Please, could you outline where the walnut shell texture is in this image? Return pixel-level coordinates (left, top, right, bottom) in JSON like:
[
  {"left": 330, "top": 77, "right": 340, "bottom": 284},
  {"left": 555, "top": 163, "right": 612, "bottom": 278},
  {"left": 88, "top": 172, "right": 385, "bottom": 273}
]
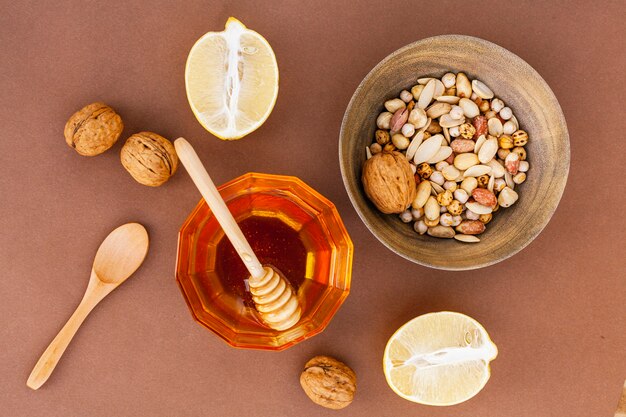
[
  {"left": 64, "top": 102, "right": 123, "bottom": 156},
  {"left": 362, "top": 151, "right": 416, "bottom": 214},
  {"left": 120, "top": 132, "right": 178, "bottom": 187},
  {"left": 300, "top": 355, "right": 356, "bottom": 410}
]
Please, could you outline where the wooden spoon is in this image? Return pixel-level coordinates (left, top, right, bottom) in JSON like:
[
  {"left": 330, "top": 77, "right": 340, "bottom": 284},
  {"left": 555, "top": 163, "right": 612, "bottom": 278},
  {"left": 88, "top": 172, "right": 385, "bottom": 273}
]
[
  {"left": 27, "top": 223, "right": 149, "bottom": 390},
  {"left": 174, "top": 138, "right": 301, "bottom": 331}
]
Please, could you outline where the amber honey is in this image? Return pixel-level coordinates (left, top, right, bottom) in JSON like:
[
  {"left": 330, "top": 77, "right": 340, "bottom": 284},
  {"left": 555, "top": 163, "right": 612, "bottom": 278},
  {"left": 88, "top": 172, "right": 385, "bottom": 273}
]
[
  {"left": 191, "top": 192, "right": 339, "bottom": 333},
  {"left": 176, "top": 173, "right": 352, "bottom": 350}
]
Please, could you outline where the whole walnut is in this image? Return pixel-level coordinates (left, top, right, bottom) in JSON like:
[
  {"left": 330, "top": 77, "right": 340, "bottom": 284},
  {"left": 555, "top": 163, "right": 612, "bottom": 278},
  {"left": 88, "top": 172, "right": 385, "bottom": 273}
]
[
  {"left": 300, "top": 356, "right": 356, "bottom": 410},
  {"left": 362, "top": 151, "right": 416, "bottom": 214},
  {"left": 64, "top": 102, "right": 123, "bottom": 156},
  {"left": 120, "top": 132, "right": 178, "bottom": 187}
]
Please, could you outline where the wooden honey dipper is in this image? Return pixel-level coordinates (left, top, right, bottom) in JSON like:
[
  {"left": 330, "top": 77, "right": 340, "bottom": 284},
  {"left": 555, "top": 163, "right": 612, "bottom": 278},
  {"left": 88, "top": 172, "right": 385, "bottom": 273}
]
[{"left": 174, "top": 138, "right": 302, "bottom": 331}]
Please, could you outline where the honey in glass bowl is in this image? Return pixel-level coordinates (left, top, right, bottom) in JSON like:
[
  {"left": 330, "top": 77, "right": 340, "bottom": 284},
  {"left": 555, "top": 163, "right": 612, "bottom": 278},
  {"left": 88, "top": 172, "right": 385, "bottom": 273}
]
[{"left": 176, "top": 173, "right": 353, "bottom": 350}]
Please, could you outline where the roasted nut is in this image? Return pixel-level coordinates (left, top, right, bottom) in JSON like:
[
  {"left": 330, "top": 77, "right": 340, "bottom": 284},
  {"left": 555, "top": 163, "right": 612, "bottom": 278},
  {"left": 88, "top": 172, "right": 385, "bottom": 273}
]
[
  {"left": 370, "top": 143, "right": 382, "bottom": 155},
  {"left": 401, "top": 123, "right": 415, "bottom": 138},
  {"left": 512, "top": 129, "right": 528, "bottom": 146},
  {"left": 376, "top": 112, "right": 393, "bottom": 129},
  {"left": 424, "top": 216, "right": 440, "bottom": 227},
  {"left": 498, "top": 135, "right": 514, "bottom": 149},
  {"left": 399, "top": 210, "right": 413, "bottom": 223},
  {"left": 450, "top": 139, "right": 475, "bottom": 153},
  {"left": 473, "top": 115, "right": 488, "bottom": 138},
  {"left": 476, "top": 174, "right": 490, "bottom": 188},
  {"left": 512, "top": 146, "right": 527, "bottom": 161},
  {"left": 416, "top": 162, "right": 433, "bottom": 179},
  {"left": 120, "top": 132, "right": 178, "bottom": 187},
  {"left": 300, "top": 356, "right": 356, "bottom": 410},
  {"left": 479, "top": 213, "right": 493, "bottom": 224},
  {"left": 408, "top": 108, "right": 428, "bottom": 129},
  {"left": 413, "top": 180, "right": 432, "bottom": 208},
  {"left": 375, "top": 130, "right": 390, "bottom": 145},
  {"left": 505, "top": 152, "right": 520, "bottom": 175},
  {"left": 447, "top": 199, "right": 463, "bottom": 216},
  {"left": 497, "top": 148, "right": 511, "bottom": 160},
  {"left": 440, "top": 212, "right": 455, "bottom": 226},
  {"left": 362, "top": 151, "right": 416, "bottom": 214},
  {"left": 390, "top": 108, "right": 409, "bottom": 132},
  {"left": 414, "top": 220, "right": 428, "bottom": 234},
  {"left": 392, "top": 133, "right": 410, "bottom": 150},
  {"left": 64, "top": 102, "right": 123, "bottom": 156},
  {"left": 454, "top": 153, "right": 479, "bottom": 170},
  {"left": 427, "top": 225, "right": 455, "bottom": 238},
  {"left": 513, "top": 172, "right": 526, "bottom": 184},
  {"left": 459, "top": 123, "right": 476, "bottom": 139},
  {"left": 424, "top": 196, "right": 440, "bottom": 220},
  {"left": 411, "top": 84, "right": 424, "bottom": 99},
  {"left": 430, "top": 171, "right": 445, "bottom": 185},
  {"left": 472, "top": 188, "right": 497, "bottom": 207},
  {"left": 498, "top": 186, "right": 519, "bottom": 207},
  {"left": 384, "top": 98, "right": 406, "bottom": 113},
  {"left": 456, "top": 220, "right": 486, "bottom": 235},
  {"left": 383, "top": 143, "right": 396, "bottom": 152},
  {"left": 455, "top": 72, "right": 472, "bottom": 98},
  {"left": 436, "top": 190, "right": 453, "bottom": 206},
  {"left": 400, "top": 90, "right": 413, "bottom": 102},
  {"left": 453, "top": 188, "right": 469, "bottom": 204},
  {"left": 426, "top": 119, "right": 442, "bottom": 134}
]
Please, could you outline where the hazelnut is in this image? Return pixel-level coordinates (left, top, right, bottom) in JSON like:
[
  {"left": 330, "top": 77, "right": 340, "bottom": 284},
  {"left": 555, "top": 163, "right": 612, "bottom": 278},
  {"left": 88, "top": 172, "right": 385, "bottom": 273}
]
[
  {"left": 64, "top": 102, "right": 123, "bottom": 156},
  {"left": 120, "top": 132, "right": 178, "bottom": 187},
  {"left": 300, "top": 356, "right": 356, "bottom": 410}
]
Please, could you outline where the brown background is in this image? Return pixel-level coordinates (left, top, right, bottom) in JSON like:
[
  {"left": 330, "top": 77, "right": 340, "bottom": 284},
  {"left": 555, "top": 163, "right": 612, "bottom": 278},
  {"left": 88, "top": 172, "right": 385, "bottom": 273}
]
[{"left": 1, "top": 1, "right": 625, "bottom": 416}]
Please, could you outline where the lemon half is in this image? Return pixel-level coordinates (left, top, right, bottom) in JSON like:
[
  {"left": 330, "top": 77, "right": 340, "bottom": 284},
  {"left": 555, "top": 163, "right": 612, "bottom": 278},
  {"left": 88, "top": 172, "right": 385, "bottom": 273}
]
[
  {"left": 383, "top": 311, "right": 498, "bottom": 406},
  {"left": 185, "top": 17, "right": 279, "bottom": 140}
]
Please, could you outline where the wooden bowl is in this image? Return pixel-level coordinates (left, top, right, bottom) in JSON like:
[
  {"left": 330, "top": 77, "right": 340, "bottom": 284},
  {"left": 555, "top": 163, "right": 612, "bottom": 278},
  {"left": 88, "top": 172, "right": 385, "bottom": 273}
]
[{"left": 339, "top": 35, "right": 570, "bottom": 270}]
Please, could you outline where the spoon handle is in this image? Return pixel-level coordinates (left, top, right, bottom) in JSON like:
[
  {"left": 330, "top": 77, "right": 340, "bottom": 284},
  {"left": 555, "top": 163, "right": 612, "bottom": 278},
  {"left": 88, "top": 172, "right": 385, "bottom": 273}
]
[
  {"left": 174, "top": 138, "right": 265, "bottom": 280},
  {"left": 27, "top": 272, "right": 112, "bottom": 390}
]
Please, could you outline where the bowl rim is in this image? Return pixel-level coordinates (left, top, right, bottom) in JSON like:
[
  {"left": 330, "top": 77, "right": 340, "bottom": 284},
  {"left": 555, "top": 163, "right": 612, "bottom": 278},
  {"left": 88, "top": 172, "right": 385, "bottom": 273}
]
[{"left": 339, "top": 34, "right": 570, "bottom": 271}]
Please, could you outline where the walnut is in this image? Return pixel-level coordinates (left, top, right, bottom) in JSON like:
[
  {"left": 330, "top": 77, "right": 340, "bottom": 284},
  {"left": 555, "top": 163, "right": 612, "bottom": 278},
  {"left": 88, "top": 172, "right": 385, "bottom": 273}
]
[
  {"left": 300, "top": 356, "right": 356, "bottom": 410},
  {"left": 120, "top": 132, "right": 178, "bottom": 187},
  {"left": 362, "top": 151, "right": 416, "bottom": 214},
  {"left": 64, "top": 102, "right": 123, "bottom": 156}
]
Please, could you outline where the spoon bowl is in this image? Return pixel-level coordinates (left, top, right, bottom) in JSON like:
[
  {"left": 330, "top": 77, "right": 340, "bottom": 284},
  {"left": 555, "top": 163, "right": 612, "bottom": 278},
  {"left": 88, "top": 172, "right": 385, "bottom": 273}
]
[{"left": 93, "top": 223, "right": 149, "bottom": 284}]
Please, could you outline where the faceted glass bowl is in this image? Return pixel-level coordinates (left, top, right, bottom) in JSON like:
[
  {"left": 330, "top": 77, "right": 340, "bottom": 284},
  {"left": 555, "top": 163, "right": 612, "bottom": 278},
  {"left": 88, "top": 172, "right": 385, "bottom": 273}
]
[{"left": 176, "top": 173, "right": 353, "bottom": 350}]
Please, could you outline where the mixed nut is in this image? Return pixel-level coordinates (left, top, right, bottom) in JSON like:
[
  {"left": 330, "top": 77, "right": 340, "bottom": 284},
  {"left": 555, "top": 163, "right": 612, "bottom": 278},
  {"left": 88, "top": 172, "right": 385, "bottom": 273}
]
[{"left": 362, "top": 72, "right": 530, "bottom": 242}]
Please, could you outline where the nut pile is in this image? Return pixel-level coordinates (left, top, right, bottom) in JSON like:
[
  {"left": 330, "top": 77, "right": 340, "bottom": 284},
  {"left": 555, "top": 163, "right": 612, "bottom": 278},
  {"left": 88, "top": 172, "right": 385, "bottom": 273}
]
[{"left": 363, "top": 72, "right": 530, "bottom": 242}]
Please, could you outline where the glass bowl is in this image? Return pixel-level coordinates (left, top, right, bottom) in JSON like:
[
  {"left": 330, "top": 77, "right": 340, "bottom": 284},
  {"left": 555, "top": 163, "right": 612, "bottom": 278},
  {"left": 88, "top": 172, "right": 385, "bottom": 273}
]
[{"left": 176, "top": 173, "right": 353, "bottom": 350}]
